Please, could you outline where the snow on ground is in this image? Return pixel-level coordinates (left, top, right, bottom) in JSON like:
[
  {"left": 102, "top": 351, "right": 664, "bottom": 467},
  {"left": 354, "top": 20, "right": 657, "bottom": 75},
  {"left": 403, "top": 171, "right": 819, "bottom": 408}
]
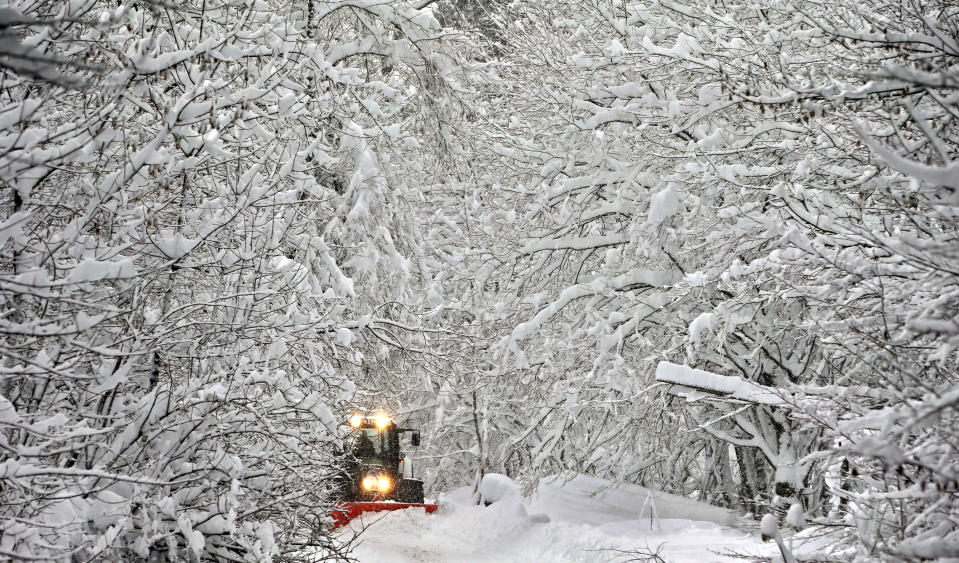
[{"left": 340, "top": 474, "right": 775, "bottom": 562}]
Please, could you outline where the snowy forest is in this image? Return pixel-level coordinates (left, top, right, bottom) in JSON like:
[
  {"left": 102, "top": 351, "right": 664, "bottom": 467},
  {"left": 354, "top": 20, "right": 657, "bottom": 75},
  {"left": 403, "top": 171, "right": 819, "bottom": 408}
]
[{"left": 0, "top": 0, "right": 956, "bottom": 559}]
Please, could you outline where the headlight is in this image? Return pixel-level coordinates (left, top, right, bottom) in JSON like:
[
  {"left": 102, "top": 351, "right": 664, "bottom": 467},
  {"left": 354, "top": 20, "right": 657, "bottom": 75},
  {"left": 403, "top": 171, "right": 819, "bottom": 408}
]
[
  {"left": 350, "top": 414, "right": 363, "bottom": 428},
  {"left": 374, "top": 414, "right": 391, "bottom": 429},
  {"left": 361, "top": 474, "right": 391, "bottom": 492}
]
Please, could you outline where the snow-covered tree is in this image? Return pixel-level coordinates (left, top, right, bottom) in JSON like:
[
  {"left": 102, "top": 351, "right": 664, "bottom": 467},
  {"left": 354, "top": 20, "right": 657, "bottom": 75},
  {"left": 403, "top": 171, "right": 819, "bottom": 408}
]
[
  {"left": 739, "top": 0, "right": 959, "bottom": 556},
  {"left": 463, "top": 1, "right": 958, "bottom": 558},
  {"left": 2, "top": 0, "right": 955, "bottom": 558},
  {"left": 0, "top": 0, "right": 460, "bottom": 558}
]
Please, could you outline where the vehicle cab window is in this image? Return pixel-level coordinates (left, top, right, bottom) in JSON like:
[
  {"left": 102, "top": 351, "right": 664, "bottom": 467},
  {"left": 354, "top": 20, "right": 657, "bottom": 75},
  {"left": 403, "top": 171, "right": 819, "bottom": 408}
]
[{"left": 351, "top": 426, "right": 392, "bottom": 464}]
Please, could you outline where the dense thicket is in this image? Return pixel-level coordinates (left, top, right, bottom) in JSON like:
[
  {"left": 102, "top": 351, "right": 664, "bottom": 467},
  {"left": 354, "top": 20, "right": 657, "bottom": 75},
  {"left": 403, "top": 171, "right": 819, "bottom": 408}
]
[
  {"left": 1, "top": 0, "right": 956, "bottom": 560},
  {"left": 0, "top": 0, "right": 459, "bottom": 558},
  {"left": 448, "top": 0, "right": 958, "bottom": 559}
]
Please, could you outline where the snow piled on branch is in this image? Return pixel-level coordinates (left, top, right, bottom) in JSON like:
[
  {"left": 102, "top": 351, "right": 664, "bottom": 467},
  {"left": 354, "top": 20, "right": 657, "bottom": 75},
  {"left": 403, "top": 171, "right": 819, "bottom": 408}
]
[{"left": 655, "top": 362, "right": 783, "bottom": 406}]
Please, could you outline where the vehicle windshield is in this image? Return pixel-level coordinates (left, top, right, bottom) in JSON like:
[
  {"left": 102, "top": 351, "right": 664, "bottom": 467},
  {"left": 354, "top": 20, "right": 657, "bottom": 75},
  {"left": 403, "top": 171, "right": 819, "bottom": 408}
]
[{"left": 350, "top": 427, "right": 391, "bottom": 465}]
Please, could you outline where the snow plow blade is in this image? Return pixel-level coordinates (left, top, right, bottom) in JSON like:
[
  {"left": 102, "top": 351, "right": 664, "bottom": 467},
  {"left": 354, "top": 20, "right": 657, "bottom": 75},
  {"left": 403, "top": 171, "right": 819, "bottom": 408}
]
[{"left": 332, "top": 502, "right": 438, "bottom": 529}]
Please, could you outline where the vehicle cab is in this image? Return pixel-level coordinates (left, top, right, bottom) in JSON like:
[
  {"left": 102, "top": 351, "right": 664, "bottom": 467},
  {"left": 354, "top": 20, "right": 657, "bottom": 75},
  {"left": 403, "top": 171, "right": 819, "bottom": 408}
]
[{"left": 342, "top": 413, "right": 422, "bottom": 502}]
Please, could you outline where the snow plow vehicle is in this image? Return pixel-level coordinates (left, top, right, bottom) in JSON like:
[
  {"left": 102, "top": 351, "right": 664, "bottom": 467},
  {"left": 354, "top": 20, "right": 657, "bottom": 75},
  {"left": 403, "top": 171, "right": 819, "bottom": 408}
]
[{"left": 331, "top": 414, "right": 437, "bottom": 528}]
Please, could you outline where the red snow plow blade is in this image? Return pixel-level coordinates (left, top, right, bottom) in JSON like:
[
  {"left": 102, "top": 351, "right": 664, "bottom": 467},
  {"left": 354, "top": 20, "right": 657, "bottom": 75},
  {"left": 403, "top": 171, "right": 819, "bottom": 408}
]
[{"left": 331, "top": 502, "right": 438, "bottom": 529}]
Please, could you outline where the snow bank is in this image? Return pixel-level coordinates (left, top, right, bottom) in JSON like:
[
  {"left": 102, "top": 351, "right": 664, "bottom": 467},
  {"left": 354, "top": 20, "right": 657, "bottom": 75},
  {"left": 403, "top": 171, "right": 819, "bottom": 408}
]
[
  {"left": 341, "top": 474, "right": 772, "bottom": 562},
  {"left": 530, "top": 474, "right": 737, "bottom": 528},
  {"left": 479, "top": 473, "right": 520, "bottom": 504}
]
